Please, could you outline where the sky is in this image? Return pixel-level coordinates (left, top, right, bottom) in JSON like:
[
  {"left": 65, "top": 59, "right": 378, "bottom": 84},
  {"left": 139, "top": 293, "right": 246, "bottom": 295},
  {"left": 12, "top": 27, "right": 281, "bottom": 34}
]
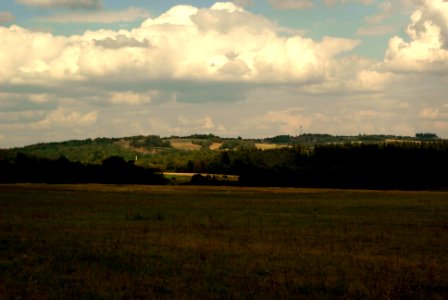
[{"left": 0, "top": 0, "right": 447, "bottom": 147}]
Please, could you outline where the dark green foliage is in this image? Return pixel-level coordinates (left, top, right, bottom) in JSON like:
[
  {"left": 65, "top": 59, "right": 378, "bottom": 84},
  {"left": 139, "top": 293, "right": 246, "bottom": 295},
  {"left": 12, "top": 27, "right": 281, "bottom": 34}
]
[
  {"left": 416, "top": 132, "right": 439, "bottom": 140},
  {"left": 287, "top": 133, "right": 416, "bottom": 146},
  {"left": 219, "top": 139, "right": 256, "bottom": 150},
  {"left": 1, "top": 138, "right": 138, "bottom": 164},
  {"left": 266, "top": 134, "right": 294, "bottom": 144},
  {"left": 191, "top": 139, "right": 213, "bottom": 149},
  {"left": 236, "top": 142, "right": 448, "bottom": 189},
  {"left": 0, "top": 153, "right": 167, "bottom": 184},
  {"left": 189, "top": 174, "right": 219, "bottom": 185},
  {"left": 183, "top": 133, "right": 221, "bottom": 140},
  {"left": 1, "top": 134, "right": 448, "bottom": 189},
  {"left": 129, "top": 135, "right": 171, "bottom": 148}
]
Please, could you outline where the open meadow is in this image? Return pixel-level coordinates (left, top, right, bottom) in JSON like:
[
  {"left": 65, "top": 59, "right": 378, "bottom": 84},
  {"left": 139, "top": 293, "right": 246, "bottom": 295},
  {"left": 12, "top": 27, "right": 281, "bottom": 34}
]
[{"left": 1, "top": 184, "right": 447, "bottom": 299}]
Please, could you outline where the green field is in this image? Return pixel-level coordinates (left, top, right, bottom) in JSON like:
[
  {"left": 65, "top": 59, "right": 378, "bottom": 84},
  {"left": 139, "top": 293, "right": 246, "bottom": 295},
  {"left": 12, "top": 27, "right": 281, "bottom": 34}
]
[{"left": 1, "top": 184, "right": 447, "bottom": 299}]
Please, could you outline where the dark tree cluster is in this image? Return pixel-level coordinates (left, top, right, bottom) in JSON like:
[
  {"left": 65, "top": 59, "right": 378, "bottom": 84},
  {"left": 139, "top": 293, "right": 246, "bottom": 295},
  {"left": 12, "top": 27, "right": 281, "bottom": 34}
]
[
  {"left": 179, "top": 142, "right": 448, "bottom": 190},
  {"left": 415, "top": 133, "right": 439, "bottom": 140},
  {"left": 233, "top": 142, "right": 448, "bottom": 190},
  {"left": 0, "top": 153, "right": 167, "bottom": 185},
  {"left": 2, "top": 141, "right": 448, "bottom": 190},
  {"left": 129, "top": 135, "right": 171, "bottom": 148}
]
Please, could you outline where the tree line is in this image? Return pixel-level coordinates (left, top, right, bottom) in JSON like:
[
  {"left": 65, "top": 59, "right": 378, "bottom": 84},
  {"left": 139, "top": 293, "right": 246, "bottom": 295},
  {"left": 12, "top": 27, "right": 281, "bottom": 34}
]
[
  {"left": 1, "top": 141, "right": 447, "bottom": 189},
  {"left": 177, "top": 142, "right": 448, "bottom": 190},
  {"left": 0, "top": 154, "right": 167, "bottom": 185}
]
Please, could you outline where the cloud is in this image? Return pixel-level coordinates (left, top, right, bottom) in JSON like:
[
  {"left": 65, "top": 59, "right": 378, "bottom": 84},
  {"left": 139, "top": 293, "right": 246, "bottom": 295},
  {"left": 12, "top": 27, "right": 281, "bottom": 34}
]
[
  {"left": 33, "top": 107, "right": 97, "bottom": 130},
  {"left": 356, "top": 24, "right": 396, "bottom": 36},
  {"left": 109, "top": 91, "right": 153, "bottom": 105},
  {"left": 365, "top": 1, "right": 393, "bottom": 24},
  {"left": 267, "top": 0, "right": 314, "bottom": 10},
  {"left": 94, "top": 35, "right": 149, "bottom": 49},
  {"left": 0, "top": 11, "right": 14, "bottom": 24},
  {"left": 355, "top": 1, "right": 402, "bottom": 37},
  {"left": 4, "top": 1, "right": 447, "bottom": 147},
  {"left": 384, "top": 0, "right": 448, "bottom": 73},
  {"left": 38, "top": 7, "right": 150, "bottom": 23},
  {"left": 249, "top": 103, "right": 415, "bottom": 137},
  {"left": 0, "top": 3, "right": 361, "bottom": 86},
  {"left": 16, "top": 0, "right": 102, "bottom": 9},
  {"left": 420, "top": 105, "right": 448, "bottom": 120},
  {"left": 202, "top": 117, "right": 215, "bottom": 129}
]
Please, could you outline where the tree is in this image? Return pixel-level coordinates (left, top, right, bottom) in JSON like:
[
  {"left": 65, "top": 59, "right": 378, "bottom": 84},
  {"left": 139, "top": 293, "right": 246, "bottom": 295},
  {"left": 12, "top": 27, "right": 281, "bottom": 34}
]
[{"left": 416, "top": 133, "right": 438, "bottom": 140}]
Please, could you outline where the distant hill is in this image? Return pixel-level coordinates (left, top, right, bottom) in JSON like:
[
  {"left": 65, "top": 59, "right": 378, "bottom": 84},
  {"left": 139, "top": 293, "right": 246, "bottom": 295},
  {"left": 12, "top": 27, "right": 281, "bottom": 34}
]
[
  {"left": 0, "top": 132, "right": 441, "bottom": 171},
  {"left": 1, "top": 133, "right": 447, "bottom": 189}
]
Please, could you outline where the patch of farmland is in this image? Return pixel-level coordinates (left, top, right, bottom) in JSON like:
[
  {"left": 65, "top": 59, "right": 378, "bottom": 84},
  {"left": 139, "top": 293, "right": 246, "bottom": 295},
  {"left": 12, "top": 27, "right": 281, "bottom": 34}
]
[
  {"left": 255, "top": 143, "right": 290, "bottom": 150},
  {"left": 1, "top": 184, "right": 447, "bottom": 299},
  {"left": 209, "top": 142, "right": 223, "bottom": 150},
  {"left": 169, "top": 139, "right": 201, "bottom": 150}
]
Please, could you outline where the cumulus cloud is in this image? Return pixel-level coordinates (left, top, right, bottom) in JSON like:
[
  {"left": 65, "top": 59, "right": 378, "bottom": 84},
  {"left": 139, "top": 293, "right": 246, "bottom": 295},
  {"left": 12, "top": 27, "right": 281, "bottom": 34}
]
[
  {"left": 0, "top": 2, "right": 361, "bottom": 86},
  {"left": 94, "top": 35, "right": 149, "bottom": 49},
  {"left": 384, "top": 0, "right": 448, "bottom": 73},
  {"left": 4, "top": 1, "right": 448, "bottom": 147},
  {"left": 0, "top": 11, "right": 14, "bottom": 24},
  {"left": 16, "top": 0, "right": 102, "bottom": 9}
]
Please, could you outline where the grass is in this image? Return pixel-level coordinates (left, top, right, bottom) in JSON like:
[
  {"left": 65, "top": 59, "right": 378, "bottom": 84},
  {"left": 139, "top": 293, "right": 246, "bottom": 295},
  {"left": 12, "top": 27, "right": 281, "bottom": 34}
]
[
  {"left": 255, "top": 143, "right": 290, "bottom": 150},
  {"left": 169, "top": 139, "right": 202, "bottom": 151},
  {"left": 1, "top": 184, "right": 447, "bottom": 299}
]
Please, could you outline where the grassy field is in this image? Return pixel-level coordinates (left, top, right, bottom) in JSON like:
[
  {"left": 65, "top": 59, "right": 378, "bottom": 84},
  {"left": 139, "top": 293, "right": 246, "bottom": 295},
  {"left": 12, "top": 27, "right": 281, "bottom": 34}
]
[
  {"left": 169, "top": 139, "right": 202, "bottom": 151},
  {"left": 1, "top": 184, "right": 447, "bottom": 299}
]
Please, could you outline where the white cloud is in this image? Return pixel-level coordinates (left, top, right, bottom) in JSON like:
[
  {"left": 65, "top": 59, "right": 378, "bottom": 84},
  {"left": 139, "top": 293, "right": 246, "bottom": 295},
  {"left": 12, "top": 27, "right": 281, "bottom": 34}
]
[
  {"left": 32, "top": 107, "right": 97, "bottom": 130},
  {"left": 268, "top": 0, "right": 314, "bottom": 10},
  {"left": 384, "top": 0, "right": 448, "bottom": 73},
  {"left": 0, "top": 11, "right": 14, "bottom": 24},
  {"left": 0, "top": 3, "right": 361, "bottom": 86},
  {"left": 202, "top": 117, "right": 215, "bottom": 129},
  {"left": 94, "top": 34, "right": 149, "bottom": 49},
  {"left": 39, "top": 7, "right": 150, "bottom": 23},
  {"left": 17, "top": 0, "right": 102, "bottom": 9},
  {"left": 2, "top": 1, "right": 448, "bottom": 147},
  {"left": 0, "top": 26, "right": 70, "bottom": 83}
]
